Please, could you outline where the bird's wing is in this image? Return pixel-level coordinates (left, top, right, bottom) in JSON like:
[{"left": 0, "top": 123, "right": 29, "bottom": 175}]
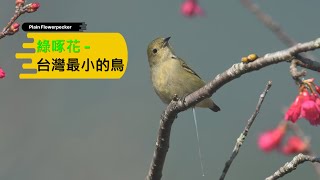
[{"left": 176, "top": 57, "right": 202, "bottom": 79}]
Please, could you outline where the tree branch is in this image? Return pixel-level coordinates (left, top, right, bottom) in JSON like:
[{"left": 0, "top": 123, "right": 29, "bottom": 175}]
[
  {"left": 289, "top": 59, "right": 306, "bottom": 84},
  {"left": 265, "top": 154, "right": 320, "bottom": 180},
  {"left": 240, "top": 0, "right": 296, "bottom": 47},
  {"left": 145, "top": 37, "right": 320, "bottom": 180},
  {"left": 0, "top": 3, "right": 36, "bottom": 39},
  {"left": 239, "top": 0, "right": 317, "bottom": 62},
  {"left": 294, "top": 56, "right": 320, "bottom": 72},
  {"left": 219, "top": 81, "right": 272, "bottom": 180}
]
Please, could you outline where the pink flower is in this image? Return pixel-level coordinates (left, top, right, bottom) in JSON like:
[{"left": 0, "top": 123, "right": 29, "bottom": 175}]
[
  {"left": 15, "top": 0, "right": 25, "bottom": 6},
  {"left": 282, "top": 136, "right": 308, "bottom": 155},
  {"left": 284, "top": 90, "right": 310, "bottom": 123},
  {"left": 180, "top": 0, "right": 204, "bottom": 17},
  {"left": 258, "top": 123, "right": 286, "bottom": 152},
  {"left": 284, "top": 103, "right": 301, "bottom": 123},
  {"left": 315, "top": 85, "right": 320, "bottom": 95},
  {"left": 27, "top": 2, "right": 40, "bottom": 13},
  {"left": 300, "top": 96, "right": 320, "bottom": 126},
  {"left": 0, "top": 67, "right": 6, "bottom": 79},
  {"left": 300, "top": 100, "right": 320, "bottom": 126},
  {"left": 285, "top": 88, "right": 320, "bottom": 126},
  {"left": 10, "top": 23, "right": 20, "bottom": 33}
]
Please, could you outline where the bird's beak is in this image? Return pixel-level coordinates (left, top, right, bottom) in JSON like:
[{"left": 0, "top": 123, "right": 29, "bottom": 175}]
[{"left": 162, "top": 37, "right": 171, "bottom": 47}]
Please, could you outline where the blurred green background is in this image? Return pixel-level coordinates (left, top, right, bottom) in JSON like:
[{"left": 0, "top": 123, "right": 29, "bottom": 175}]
[{"left": 0, "top": 0, "right": 320, "bottom": 179}]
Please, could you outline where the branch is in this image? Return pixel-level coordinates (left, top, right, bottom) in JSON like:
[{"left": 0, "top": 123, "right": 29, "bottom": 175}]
[
  {"left": 145, "top": 37, "right": 320, "bottom": 180},
  {"left": 289, "top": 59, "right": 306, "bottom": 84},
  {"left": 0, "top": 2, "right": 39, "bottom": 39},
  {"left": 240, "top": 0, "right": 317, "bottom": 62},
  {"left": 265, "top": 154, "right": 320, "bottom": 180},
  {"left": 240, "top": 0, "right": 296, "bottom": 46},
  {"left": 294, "top": 56, "right": 320, "bottom": 72},
  {"left": 219, "top": 81, "right": 272, "bottom": 180}
]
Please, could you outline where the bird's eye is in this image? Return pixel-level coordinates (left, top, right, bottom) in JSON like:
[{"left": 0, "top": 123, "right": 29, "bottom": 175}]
[{"left": 152, "top": 49, "right": 158, "bottom": 54}]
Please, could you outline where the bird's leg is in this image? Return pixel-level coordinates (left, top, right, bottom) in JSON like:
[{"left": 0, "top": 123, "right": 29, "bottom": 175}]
[
  {"left": 179, "top": 94, "right": 188, "bottom": 103},
  {"left": 172, "top": 93, "right": 188, "bottom": 107},
  {"left": 171, "top": 94, "right": 179, "bottom": 119}
]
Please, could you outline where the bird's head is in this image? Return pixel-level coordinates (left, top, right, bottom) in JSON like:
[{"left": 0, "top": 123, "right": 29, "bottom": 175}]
[{"left": 147, "top": 37, "right": 175, "bottom": 68}]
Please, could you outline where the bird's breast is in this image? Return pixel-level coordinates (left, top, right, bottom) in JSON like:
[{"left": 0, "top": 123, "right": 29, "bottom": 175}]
[
  {"left": 151, "top": 60, "right": 179, "bottom": 103},
  {"left": 151, "top": 61, "right": 177, "bottom": 86}
]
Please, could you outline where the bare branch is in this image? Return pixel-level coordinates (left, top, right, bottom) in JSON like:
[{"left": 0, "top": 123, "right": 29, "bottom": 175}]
[
  {"left": 240, "top": 0, "right": 317, "bottom": 61},
  {"left": 290, "top": 60, "right": 306, "bottom": 79},
  {"left": 0, "top": 3, "right": 36, "bottom": 39},
  {"left": 145, "top": 37, "right": 320, "bottom": 180},
  {"left": 240, "top": 0, "right": 296, "bottom": 46},
  {"left": 265, "top": 154, "right": 320, "bottom": 180},
  {"left": 219, "top": 81, "right": 272, "bottom": 180},
  {"left": 294, "top": 56, "right": 320, "bottom": 72},
  {"left": 289, "top": 59, "right": 306, "bottom": 84}
]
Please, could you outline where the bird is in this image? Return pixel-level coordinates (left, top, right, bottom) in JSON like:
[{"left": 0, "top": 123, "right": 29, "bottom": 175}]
[
  {"left": 146, "top": 36, "right": 220, "bottom": 112},
  {"left": 147, "top": 36, "right": 221, "bottom": 176}
]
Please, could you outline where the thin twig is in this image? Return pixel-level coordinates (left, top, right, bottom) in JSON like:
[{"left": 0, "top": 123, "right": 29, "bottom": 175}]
[
  {"left": 219, "top": 81, "right": 272, "bottom": 180},
  {"left": 265, "top": 153, "right": 320, "bottom": 180},
  {"left": 0, "top": 3, "right": 33, "bottom": 39},
  {"left": 240, "top": 0, "right": 317, "bottom": 61},
  {"left": 289, "top": 59, "right": 306, "bottom": 84},
  {"left": 294, "top": 56, "right": 320, "bottom": 72},
  {"left": 145, "top": 37, "right": 320, "bottom": 180}
]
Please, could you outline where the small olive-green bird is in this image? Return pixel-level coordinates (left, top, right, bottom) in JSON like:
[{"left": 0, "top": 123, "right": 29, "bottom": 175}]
[{"left": 147, "top": 37, "right": 220, "bottom": 112}]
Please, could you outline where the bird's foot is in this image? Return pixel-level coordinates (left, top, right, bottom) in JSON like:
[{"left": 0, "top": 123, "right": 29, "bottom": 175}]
[
  {"left": 178, "top": 94, "right": 189, "bottom": 109},
  {"left": 172, "top": 94, "right": 187, "bottom": 103},
  {"left": 172, "top": 94, "right": 179, "bottom": 101}
]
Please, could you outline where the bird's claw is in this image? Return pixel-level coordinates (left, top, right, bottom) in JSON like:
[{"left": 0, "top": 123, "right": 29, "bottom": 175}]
[
  {"left": 172, "top": 94, "right": 187, "bottom": 103},
  {"left": 172, "top": 94, "right": 179, "bottom": 101},
  {"left": 179, "top": 94, "right": 187, "bottom": 104}
]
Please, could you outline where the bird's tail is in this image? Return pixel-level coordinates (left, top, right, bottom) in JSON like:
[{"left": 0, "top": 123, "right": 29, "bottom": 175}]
[
  {"left": 209, "top": 101, "right": 221, "bottom": 112},
  {"left": 196, "top": 98, "right": 221, "bottom": 112}
]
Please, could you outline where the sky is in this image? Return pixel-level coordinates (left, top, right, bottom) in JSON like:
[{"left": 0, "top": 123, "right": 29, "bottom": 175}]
[{"left": 0, "top": 0, "right": 320, "bottom": 180}]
